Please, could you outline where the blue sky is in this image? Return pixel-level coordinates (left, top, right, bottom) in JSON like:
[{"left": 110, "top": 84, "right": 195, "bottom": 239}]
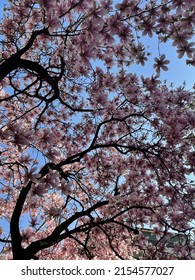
[{"left": 131, "top": 36, "right": 195, "bottom": 90}]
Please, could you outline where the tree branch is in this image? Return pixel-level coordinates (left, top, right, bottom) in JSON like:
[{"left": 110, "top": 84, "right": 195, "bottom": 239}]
[{"left": 10, "top": 181, "right": 32, "bottom": 259}]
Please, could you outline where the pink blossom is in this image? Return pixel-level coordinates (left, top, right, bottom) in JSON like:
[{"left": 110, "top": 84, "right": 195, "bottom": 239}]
[
  {"left": 186, "top": 53, "right": 195, "bottom": 66},
  {"left": 46, "top": 16, "right": 61, "bottom": 33},
  {"left": 177, "top": 42, "right": 195, "bottom": 58},
  {"left": 58, "top": 180, "right": 73, "bottom": 195},
  {"left": 40, "top": 172, "right": 60, "bottom": 189},
  {"left": 136, "top": 52, "right": 148, "bottom": 66},
  {"left": 39, "top": 128, "right": 56, "bottom": 144},
  {"left": 45, "top": 206, "right": 62, "bottom": 217},
  {"left": 106, "top": 12, "right": 123, "bottom": 35},
  {"left": 23, "top": 167, "right": 40, "bottom": 185},
  {"left": 115, "top": 0, "right": 134, "bottom": 14},
  {"left": 46, "top": 148, "right": 61, "bottom": 161},
  {"left": 153, "top": 54, "right": 170, "bottom": 74},
  {"left": 141, "top": 19, "right": 155, "bottom": 38},
  {"left": 78, "top": 44, "right": 97, "bottom": 67},
  {"left": 94, "top": 93, "right": 108, "bottom": 106},
  {"left": 19, "top": 154, "right": 33, "bottom": 166},
  {"left": 31, "top": 183, "right": 49, "bottom": 197},
  {"left": 37, "top": 0, "right": 54, "bottom": 9},
  {"left": 84, "top": 18, "right": 104, "bottom": 44}
]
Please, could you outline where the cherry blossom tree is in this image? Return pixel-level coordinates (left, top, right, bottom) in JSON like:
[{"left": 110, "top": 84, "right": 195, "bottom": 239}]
[{"left": 0, "top": 0, "right": 195, "bottom": 260}]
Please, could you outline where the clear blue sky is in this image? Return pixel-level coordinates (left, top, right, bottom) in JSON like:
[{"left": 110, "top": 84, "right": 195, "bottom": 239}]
[{"left": 130, "top": 36, "right": 195, "bottom": 90}]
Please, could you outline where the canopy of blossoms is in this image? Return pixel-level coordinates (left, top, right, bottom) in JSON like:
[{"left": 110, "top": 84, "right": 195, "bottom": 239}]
[{"left": 0, "top": 0, "right": 194, "bottom": 260}]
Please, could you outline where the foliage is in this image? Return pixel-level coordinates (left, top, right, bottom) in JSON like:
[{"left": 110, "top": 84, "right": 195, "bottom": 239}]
[{"left": 0, "top": 0, "right": 195, "bottom": 260}]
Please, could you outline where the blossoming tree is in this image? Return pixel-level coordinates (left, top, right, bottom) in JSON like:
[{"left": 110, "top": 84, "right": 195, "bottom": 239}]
[{"left": 0, "top": 0, "right": 195, "bottom": 260}]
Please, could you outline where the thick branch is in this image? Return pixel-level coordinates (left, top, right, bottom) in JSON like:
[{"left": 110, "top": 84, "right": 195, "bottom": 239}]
[
  {"left": 17, "top": 59, "right": 58, "bottom": 93},
  {"left": 22, "top": 200, "right": 108, "bottom": 259},
  {"left": 10, "top": 181, "right": 32, "bottom": 259},
  {"left": 0, "top": 28, "right": 49, "bottom": 82}
]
